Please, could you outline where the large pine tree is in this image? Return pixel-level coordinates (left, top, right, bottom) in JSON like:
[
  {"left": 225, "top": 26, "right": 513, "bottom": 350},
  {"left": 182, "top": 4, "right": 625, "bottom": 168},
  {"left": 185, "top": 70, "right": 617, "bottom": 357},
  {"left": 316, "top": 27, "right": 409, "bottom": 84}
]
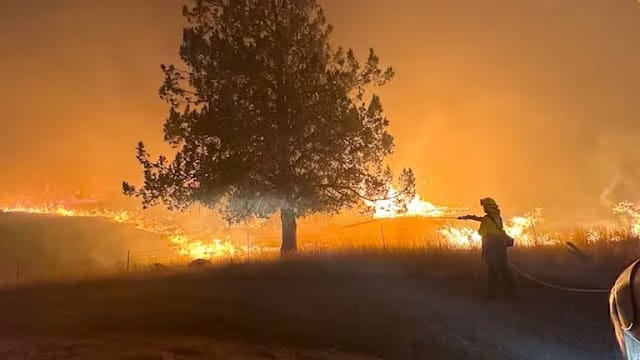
[{"left": 124, "top": 0, "right": 413, "bottom": 253}]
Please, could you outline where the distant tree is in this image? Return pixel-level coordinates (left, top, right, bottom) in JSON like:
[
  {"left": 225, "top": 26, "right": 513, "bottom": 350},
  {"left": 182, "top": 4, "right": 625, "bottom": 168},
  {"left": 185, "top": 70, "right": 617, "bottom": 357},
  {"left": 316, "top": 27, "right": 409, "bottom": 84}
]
[{"left": 123, "top": 0, "right": 414, "bottom": 253}]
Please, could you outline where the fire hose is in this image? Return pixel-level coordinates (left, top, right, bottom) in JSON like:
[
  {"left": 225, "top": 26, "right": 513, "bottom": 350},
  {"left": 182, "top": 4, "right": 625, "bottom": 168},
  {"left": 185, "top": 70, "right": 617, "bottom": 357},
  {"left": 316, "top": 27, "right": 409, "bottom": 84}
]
[
  {"left": 509, "top": 263, "right": 610, "bottom": 294},
  {"left": 342, "top": 217, "right": 612, "bottom": 294},
  {"left": 341, "top": 216, "right": 463, "bottom": 229}
]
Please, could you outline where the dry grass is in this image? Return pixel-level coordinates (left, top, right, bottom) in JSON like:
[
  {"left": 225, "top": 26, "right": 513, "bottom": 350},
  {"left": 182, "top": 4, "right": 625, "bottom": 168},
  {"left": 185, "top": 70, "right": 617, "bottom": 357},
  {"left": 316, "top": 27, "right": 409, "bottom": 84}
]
[
  {"left": 1, "top": 212, "right": 637, "bottom": 283},
  {"left": 0, "top": 213, "right": 634, "bottom": 358},
  {"left": 2, "top": 227, "right": 633, "bottom": 354},
  {"left": 0, "top": 242, "right": 627, "bottom": 359}
]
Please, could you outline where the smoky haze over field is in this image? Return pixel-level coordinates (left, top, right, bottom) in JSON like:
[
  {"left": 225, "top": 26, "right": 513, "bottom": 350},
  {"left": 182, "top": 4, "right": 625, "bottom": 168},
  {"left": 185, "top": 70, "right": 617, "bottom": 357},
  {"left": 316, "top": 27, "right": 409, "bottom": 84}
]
[{"left": 1, "top": 0, "right": 640, "bottom": 221}]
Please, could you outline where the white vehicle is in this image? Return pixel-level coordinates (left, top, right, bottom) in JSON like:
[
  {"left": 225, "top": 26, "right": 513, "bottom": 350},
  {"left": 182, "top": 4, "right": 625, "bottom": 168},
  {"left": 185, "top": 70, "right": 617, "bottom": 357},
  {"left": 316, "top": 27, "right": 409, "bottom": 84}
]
[{"left": 611, "top": 260, "right": 640, "bottom": 359}]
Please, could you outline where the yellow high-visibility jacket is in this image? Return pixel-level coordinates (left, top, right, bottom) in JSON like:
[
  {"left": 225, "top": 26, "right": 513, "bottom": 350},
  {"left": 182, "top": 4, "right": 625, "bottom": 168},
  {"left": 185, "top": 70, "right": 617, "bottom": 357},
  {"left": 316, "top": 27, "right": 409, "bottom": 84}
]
[
  {"left": 478, "top": 215, "right": 503, "bottom": 238},
  {"left": 478, "top": 215, "right": 504, "bottom": 258}
]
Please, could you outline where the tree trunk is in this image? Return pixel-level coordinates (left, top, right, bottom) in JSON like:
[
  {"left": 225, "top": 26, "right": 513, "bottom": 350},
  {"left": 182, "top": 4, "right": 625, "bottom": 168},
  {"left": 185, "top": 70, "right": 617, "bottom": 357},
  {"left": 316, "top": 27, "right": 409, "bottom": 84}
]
[{"left": 280, "top": 208, "right": 297, "bottom": 253}]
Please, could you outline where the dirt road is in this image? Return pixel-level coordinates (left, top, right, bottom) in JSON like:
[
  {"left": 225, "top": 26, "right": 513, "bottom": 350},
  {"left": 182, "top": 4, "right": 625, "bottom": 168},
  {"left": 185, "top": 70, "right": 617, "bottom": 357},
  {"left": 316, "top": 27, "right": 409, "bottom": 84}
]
[{"left": 0, "top": 256, "right": 621, "bottom": 359}]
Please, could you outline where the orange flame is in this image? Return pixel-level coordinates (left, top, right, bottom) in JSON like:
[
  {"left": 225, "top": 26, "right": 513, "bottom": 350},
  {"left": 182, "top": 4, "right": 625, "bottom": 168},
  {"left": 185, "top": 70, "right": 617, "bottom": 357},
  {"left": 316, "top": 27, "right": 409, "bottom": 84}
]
[
  {"left": 613, "top": 202, "right": 640, "bottom": 237},
  {"left": 0, "top": 202, "right": 246, "bottom": 261},
  {"left": 437, "top": 211, "right": 546, "bottom": 248},
  {"left": 364, "top": 187, "right": 548, "bottom": 247},
  {"left": 437, "top": 226, "right": 481, "bottom": 248},
  {"left": 364, "top": 186, "right": 445, "bottom": 218}
]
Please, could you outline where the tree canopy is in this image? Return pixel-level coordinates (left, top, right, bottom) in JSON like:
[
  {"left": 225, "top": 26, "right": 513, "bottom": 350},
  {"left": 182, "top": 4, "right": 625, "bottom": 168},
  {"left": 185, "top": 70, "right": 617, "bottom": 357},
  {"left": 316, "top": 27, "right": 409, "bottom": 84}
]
[{"left": 124, "top": 0, "right": 414, "bottom": 252}]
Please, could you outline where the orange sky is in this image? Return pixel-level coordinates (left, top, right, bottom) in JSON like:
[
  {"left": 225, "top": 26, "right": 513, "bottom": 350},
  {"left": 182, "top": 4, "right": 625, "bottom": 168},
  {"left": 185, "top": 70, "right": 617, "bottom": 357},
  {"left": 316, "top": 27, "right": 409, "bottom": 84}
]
[{"left": 1, "top": 0, "right": 640, "bottom": 220}]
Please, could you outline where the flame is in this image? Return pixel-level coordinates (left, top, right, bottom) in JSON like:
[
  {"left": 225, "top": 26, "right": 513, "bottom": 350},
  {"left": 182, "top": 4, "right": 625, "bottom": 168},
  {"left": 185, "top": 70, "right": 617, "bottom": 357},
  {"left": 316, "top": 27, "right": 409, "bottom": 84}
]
[
  {"left": 5, "top": 195, "right": 636, "bottom": 264},
  {"left": 506, "top": 214, "right": 537, "bottom": 246},
  {"left": 365, "top": 186, "right": 445, "bottom": 218},
  {"left": 169, "top": 234, "right": 238, "bottom": 260},
  {"left": 586, "top": 228, "right": 601, "bottom": 243},
  {"left": 437, "top": 226, "right": 481, "bottom": 248},
  {"left": 364, "top": 186, "right": 548, "bottom": 248},
  {"left": 0, "top": 202, "right": 245, "bottom": 261},
  {"left": 438, "top": 210, "right": 545, "bottom": 248},
  {"left": 613, "top": 202, "right": 640, "bottom": 237}
]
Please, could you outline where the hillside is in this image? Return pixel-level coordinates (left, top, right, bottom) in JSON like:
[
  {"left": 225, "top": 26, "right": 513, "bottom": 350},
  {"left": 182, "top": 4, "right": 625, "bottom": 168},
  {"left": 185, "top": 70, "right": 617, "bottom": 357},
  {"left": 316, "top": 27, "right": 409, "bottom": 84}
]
[
  {"left": 0, "top": 213, "right": 170, "bottom": 282},
  {"left": 0, "top": 251, "right": 623, "bottom": 359}
]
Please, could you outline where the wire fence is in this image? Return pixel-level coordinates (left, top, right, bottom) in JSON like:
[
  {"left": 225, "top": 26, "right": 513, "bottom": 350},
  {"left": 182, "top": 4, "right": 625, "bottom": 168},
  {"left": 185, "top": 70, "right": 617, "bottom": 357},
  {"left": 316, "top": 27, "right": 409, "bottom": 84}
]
[
  {"left": 0, "top": 220, "right": 444, "bottom": 286},
  {"left": 0, "top": 217, "right": 634, "bottom": 289}
]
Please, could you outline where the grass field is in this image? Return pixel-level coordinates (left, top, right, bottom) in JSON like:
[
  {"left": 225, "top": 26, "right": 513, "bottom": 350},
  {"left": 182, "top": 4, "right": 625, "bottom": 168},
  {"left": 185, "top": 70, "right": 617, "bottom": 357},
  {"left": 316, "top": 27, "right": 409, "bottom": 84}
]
[
  {"left": 0, "top": 247, "right": 629, "bottom": 359},
  {"left": 0, "top": 213, "right": 633, "bottom": 359}
]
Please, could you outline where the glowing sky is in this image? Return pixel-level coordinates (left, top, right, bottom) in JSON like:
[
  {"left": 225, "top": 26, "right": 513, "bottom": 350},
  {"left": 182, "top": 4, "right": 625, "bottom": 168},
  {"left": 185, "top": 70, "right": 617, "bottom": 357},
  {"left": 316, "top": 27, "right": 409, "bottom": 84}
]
[{"left": 1, "top": 0, "right": 640, "bottom": 219}]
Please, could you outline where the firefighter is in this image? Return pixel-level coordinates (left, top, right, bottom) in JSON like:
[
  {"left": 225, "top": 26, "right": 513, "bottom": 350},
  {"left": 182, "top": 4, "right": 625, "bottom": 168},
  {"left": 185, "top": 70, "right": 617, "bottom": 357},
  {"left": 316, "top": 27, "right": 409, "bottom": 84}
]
[{"left": 459, "top": 198, "right": 515, "bottom": 300}]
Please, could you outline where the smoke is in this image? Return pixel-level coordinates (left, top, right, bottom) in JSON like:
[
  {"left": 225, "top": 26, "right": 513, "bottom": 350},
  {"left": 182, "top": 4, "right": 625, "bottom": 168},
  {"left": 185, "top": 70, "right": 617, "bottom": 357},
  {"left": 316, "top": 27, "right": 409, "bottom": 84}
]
[
  {"left": 0, "top": 213, "right": 167, "bottom": 280},
  {"left": 1, "top": 0, "right": 640, "bottom": 224},
  {"left": 324, "top": 0, "right": 640, "bottom": 221}
]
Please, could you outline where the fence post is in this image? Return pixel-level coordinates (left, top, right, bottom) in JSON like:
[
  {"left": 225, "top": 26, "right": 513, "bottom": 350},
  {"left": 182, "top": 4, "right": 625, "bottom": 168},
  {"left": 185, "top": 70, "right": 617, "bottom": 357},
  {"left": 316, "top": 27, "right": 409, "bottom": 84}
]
[
  {"left": 246, "top": 233, "right": 250, "bottom": 262},
  {"left": 380, "top": 225, "right": 386, "bottom": 250},
  {"left": 15, "top": 266, "right": 20, "bottom": 281},
  {"left": 126, "top": 250, "right": 130, "bottom": 273}
]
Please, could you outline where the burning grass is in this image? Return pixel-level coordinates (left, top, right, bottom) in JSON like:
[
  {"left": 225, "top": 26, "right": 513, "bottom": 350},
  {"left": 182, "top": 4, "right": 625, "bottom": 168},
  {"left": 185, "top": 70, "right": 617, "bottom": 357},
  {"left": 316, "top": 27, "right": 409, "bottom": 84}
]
[
  {"left": 2, "top": 193, "right": 640, "bottom": 288},
  {"left": 0, "top": 196, "right": 631, "bottom": 358},
  {"left": 0, "top": 177, "right": 630, "bottom": 359},
  {"left": 0, "top": 202, "right": 259, "bottom": 262}
]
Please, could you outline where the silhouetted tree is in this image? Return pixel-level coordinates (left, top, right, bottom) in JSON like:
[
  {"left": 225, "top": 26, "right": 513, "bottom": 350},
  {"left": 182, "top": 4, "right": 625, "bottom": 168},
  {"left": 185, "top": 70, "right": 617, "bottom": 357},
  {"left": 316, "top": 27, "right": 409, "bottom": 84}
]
[{"left": 123, "top": 0, "right": 414, "bottom": 253}]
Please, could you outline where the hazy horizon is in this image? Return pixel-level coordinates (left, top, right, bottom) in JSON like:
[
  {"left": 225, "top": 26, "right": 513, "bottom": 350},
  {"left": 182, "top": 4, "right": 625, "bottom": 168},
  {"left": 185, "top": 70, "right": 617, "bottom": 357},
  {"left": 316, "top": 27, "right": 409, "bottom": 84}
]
[{"left": 2, "top": 0, "right": 640, "bottom": 221}]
